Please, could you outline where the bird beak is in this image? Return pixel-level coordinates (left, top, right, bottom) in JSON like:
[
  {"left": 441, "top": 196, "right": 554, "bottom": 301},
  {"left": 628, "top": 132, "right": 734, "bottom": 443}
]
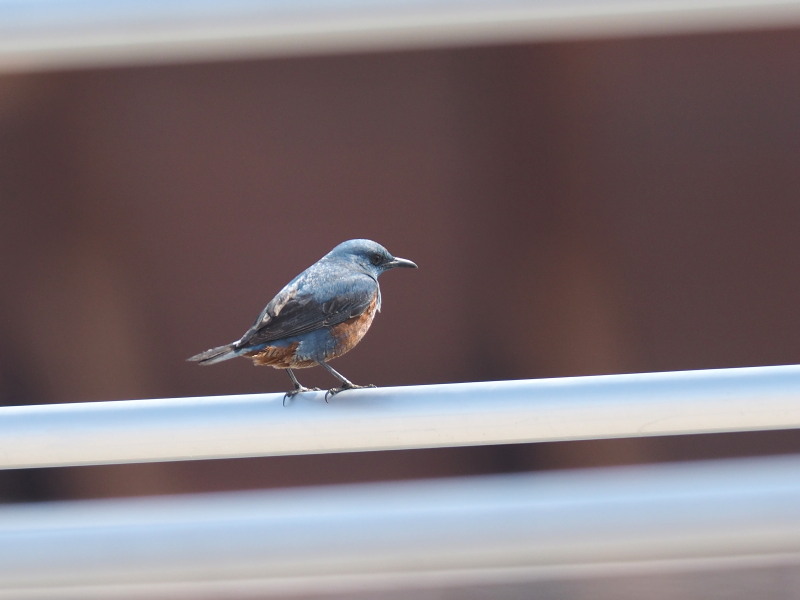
[{"left": 386, "top": 256, "right": 418, "bottom": 269}]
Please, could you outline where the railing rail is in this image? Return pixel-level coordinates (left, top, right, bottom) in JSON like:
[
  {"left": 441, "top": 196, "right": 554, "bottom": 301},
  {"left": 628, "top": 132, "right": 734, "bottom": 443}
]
[
  {"left": 2, "top": 0, "right": 800, "bottom": 72},
  {"left": 1, "top": 455, "right": 800, "bottom": 597},
  {"left": 2, "top": 365, "right": 800, "bottom": 596},
  {"left": 2, "top": 364, "right": 800, "bottom": 469}
]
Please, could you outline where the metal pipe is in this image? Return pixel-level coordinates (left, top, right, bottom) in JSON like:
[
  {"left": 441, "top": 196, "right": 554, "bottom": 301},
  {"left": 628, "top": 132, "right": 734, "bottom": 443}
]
[
  {"left": 1, "top": 364, "right": 800, "bottom": 469},
  {"left": 0, "top": 455, "right": 799, "bottom": 597},
  {"left": 2, "top": 0, "right": 800, "bottom": 72}
]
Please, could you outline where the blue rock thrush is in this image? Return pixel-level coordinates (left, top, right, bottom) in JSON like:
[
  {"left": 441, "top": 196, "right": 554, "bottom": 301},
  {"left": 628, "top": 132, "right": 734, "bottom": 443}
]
[{"left": 188, "top": 239, "right": 417, "bottom": 401}]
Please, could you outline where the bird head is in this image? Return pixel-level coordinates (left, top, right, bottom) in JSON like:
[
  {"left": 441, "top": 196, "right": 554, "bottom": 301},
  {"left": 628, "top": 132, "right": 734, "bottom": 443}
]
[{"left": 326, "top": 239, "right": 418, "bottom": 277}]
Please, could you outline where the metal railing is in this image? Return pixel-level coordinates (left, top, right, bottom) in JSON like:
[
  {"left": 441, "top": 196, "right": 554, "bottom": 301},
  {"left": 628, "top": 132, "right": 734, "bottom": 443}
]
[
  {"left": 2, "top": 0, "right": 800, "bottom": 72},
  {"left": 2, "top": 364, "right": 800, "bottom": 597},
  {"left": 1, "top": 455, "right": 800, "bottom": 597},
  {"left": 2, "top": 364, "right": 800, "bottom": 470}
]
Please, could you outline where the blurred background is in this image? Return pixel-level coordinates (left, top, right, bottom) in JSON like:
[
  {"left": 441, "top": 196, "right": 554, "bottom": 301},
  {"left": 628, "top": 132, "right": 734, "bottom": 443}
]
[
  {"left": 1, "top": 0, "right": 800, "bottom": 513},
  {"left": 5, "top": 3, "right": 800, "bottom": 597}
]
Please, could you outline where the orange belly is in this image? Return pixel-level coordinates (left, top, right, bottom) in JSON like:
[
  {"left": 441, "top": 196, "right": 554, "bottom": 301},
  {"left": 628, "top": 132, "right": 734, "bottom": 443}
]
[
  {"left": 327, "top": 295, "right": 379, "bottom": 361},
  {"left": 246, "top": 294, "right": 379, "bottom": 368},
  {"left": 247, "top": 342, "right": 306, "bottom": 368}
]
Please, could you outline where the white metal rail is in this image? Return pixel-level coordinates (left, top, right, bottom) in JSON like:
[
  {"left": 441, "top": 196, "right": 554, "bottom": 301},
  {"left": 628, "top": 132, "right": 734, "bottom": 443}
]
[
  {"left": 1, "top": 364, "right": 800, "bottom": 469},
  {"left": 1, "top": 455, "right": 800, "bottom": 597},
  {"left": 1, "top": 0, "right": 800, "bottom": 72}
]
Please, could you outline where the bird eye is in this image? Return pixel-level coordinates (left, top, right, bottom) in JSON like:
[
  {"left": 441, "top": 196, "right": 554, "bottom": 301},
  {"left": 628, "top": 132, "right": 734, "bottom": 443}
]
[{"left": 370, "top": 253, "right": 383, "bottom": 266}]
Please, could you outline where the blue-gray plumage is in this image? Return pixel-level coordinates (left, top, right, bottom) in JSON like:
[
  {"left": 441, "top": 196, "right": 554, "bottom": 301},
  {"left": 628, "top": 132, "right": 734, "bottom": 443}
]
[{"left": 188, "top": 239, "right": 417, "bottom": 400}]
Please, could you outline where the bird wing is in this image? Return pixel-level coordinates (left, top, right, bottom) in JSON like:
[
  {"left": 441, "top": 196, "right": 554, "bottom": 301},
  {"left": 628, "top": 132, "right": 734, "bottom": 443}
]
[{"left": 236, "top": 271, "right": 378, "bottom": 349}]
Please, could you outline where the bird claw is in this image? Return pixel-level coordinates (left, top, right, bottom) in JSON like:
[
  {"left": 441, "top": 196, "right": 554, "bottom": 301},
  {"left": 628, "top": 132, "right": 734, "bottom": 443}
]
[
  {"left": 282, "top": 386, "right": 321, "bottom": 406},
  {"left": 324, "top": 383, "right": 376, "bottom": 402}
]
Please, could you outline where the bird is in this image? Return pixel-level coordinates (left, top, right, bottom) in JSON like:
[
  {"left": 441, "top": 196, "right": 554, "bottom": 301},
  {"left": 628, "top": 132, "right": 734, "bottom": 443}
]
[{"left": 188, "top": 239, "right": 417, "bottom": 401}]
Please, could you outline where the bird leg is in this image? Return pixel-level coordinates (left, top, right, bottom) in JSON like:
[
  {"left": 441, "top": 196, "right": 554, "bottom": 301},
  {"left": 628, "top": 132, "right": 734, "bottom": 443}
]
[
  {"left": 283, "top": 369, "right": 321, "bottom": 405},
  {"left": 320, "top": 362, "right": 376, "bottom": 401}
]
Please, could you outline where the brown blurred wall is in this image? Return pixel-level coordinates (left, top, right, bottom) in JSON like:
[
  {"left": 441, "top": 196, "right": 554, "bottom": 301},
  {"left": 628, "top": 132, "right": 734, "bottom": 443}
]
[{"left": 1, "top": 29, "right": 799, "bottom": 500}]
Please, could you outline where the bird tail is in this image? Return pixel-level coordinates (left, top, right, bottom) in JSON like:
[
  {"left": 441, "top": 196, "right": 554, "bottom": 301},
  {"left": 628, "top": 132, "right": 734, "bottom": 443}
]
[{"left": 187, "top": 343, "right": 239, "bottom": 365}]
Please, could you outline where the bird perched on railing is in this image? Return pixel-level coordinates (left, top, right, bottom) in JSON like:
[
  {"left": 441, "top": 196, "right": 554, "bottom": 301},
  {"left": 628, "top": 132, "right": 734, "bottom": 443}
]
[{"left": 188, "top": 239, "right": 417, "bottom": 401}]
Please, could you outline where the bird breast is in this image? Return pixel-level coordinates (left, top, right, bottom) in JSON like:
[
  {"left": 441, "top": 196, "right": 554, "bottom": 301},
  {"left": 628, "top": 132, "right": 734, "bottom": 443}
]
[{"left": 326, "top": 293, "right": 379, "bottom": 360}]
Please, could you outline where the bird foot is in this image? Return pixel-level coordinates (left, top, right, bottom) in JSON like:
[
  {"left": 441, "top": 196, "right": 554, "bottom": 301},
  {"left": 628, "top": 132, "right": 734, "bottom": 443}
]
[
  {"left": 282, "top": 386, "right": 321, "bottom": 406},
  {"left": 324, "top": 383, "right": 376, "bottom": 402}
]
